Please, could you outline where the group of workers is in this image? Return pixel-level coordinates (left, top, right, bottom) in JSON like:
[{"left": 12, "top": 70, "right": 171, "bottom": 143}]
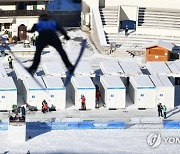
[{"left": 80, "top": 84, "right": 105, "bottom": 110}]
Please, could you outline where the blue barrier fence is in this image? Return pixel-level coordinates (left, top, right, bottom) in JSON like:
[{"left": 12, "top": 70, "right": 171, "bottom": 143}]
[
  {"left": 0, "top": 121, "right": 125, "bottom": 131},
  {"left": 163, "top": 121, "right": 180, "bottom": 129},
  {"left": 4, "top": 120, "right": 180, "bottom": 130},
  {"left": 0, "top": 122, "right": 8, "bottom": 131},
  {"left": 27, "top": 121, "right": 125, "bottom": 130}
]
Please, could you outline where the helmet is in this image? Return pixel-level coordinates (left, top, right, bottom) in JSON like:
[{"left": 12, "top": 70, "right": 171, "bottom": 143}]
[{"left": 39, "top": 14, "right": 49, "bottom": 21}]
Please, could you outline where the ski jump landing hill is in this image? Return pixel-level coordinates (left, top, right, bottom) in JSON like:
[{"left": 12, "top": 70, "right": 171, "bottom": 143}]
[{"left": 81, "top": 0, "right": 180, "bottom": 56}]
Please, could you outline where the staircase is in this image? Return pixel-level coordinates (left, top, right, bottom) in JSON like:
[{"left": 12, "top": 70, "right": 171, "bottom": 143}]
[
  {"left": 99, "top": 7, "right": 119, "bottom": 27},
  {"left": 106, "top": 32, "right": 180, "bottom": 56},
  {"left": 99, "top": 7, "right": 119, "bottom": 33},
  {"left": 99, "top": 7, "right": 133, "bottom": 57},
  {"left": 97, "top": 7, "right": 180, "bottom": 57},
  {"left": 138, "top": 7, "right": 180, "bottom": 29}
]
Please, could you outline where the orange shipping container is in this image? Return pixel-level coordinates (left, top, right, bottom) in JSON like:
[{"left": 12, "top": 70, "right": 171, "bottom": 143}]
[
  {"left": 144, "top": 40, "right": 173, "bottom": 62},
  {"left": 146, "top": 46, "right": 170, "bottom": 61}
]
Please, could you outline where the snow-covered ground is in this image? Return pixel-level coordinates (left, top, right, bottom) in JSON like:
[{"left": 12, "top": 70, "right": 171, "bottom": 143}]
[
  {"left": 1, "top": 129, "right": 180, "bottom": 153},
  {"left": 1, "top": 28, "right": 180, "bottom": 153}
]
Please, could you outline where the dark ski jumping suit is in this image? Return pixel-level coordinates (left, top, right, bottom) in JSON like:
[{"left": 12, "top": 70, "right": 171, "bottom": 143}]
[{"left": 27, "top": 14, "right": 73, "bottom": 74}]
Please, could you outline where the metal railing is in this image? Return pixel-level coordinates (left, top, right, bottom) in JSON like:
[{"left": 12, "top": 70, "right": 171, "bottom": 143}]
[
  {"left": 0, "top": 10, "right": 48, "bottom": 16},
  {"left": 0, "top": 10, "right": 81, "bottom": 27}
]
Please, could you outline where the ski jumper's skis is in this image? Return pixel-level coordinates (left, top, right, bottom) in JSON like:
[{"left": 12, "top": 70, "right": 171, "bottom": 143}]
[
  {"left": 7, "top": 46, "right": 46, "bottom": 89},
  {"left": 64, "top": 39, "right": 87, "bottom": 86}
]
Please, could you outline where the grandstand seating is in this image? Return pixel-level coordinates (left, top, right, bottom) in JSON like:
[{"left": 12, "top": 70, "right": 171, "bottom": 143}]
[
  {"left": 106, "top": 32, "right": 180, "bottom": 56},
  {"left": 97, "top": 6, "right": 180, "bottom": 57},
  {"left": 99, "top": 6, "right": 119, "bottom": 33},
  {"left": 99, "top": 7, "right": 119, "bottom": 27},
  {"left": 138, "top": 7, "right": 180, "bottom": 29}
]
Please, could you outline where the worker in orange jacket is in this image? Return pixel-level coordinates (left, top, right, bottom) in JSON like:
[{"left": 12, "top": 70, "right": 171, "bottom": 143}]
[{"left": 81, "top": 95, "right": 86, "bottom": 110}]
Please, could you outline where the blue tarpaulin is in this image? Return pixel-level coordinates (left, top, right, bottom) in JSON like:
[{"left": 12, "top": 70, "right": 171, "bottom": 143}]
[{"left": 120, "top": 20, "right": 136, "bottom": 29}]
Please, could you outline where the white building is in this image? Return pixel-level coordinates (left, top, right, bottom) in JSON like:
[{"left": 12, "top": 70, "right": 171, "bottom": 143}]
[
  {"left": 147, "top": 61, "right": 178, "bottom": 85},
  {"left": 100, "top": 61, "right": 142, "bottom": 92},
  {"left": 13, "top": 62, "right": 32, "bottom": 94},
  {"left": 0, "top": 0, "right": 48, "bottom": 40},
  {"left": 149, "top": 75, "right": 174, "bottom": 109},
  {"left": 0, "top": 77, "right": 17, "bottom": 110},
  {"left": 165, "top": 60, "right": 180, "bottom": 86},
  {"left": 129, "top": 75, "right": 156, "bottom": 109},
  {"left": 22, "top": 76, "right": 47, "bottom": 109},
  {"left": 71, "top": 76, "right": 95, "bottom": 109},
  {"left": 100, "top": 75, "right": 126, "bottom": 109},
  {"left": 118, "top": 61, "right": 143, "bottom": 88},
  {"left": 42, "top": 76, "right": 66, "bottom": 110}
]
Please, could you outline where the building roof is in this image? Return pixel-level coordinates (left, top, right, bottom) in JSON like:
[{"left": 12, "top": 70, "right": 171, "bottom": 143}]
[
  {"left": 174, "top": 60, "right": 180, "bottom": 69},
  {"left": 43, "top": 62, "right": 66, "bottom": 77},
  {"left": 149, "top": 75, "right": 173, "bottom": 87},
  {"left": 75, "top": 62, "right": 95, "bottom": 77},
  {"left": 166, "top": 61, "right": 180, "bottom": 74},
  {"left": 130, "top": 75, "right": 155, "bottom": 88},
  {"left": 149, "top": 75, "right": 163, "bottom": 87},
  {"left": 158, "top": 75, "right": 173, "bottom": 87},
  {"left": 0, "top": 77, "right": 17, "bottom": 90},
  {"left": 42, "top": 76, "right": 65, "bottom": 89},
  {"left": 100, "top": 75, "right": 125, "bottom": 89},
  {"left": 24, "top": 76, "right": 46, "bottom": 90},
  {"left": 118, "top": 61, "right": 142, "bottom": 76},
  {"left": 143, "top": 39, "right": 174, "bottom": 51},
  {"left": 147, "top": 62, "right": 171, "bottom": 75},
  {"left": 100, "top": 61, "right": 124, "bottom": 75},
  {"left": 72, "top": 76, "right": 95, "bottom": 89},
  {"left": 0, "top": 62, "right": 7, "bottom": 77},
  {"left": 13, "top": 63, "right": 32, "bottom": 78}
]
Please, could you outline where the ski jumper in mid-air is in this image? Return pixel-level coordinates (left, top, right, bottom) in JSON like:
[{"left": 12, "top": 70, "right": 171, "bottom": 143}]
[{"left": 27, "top": 14, "right": 74, "bottom": 75}]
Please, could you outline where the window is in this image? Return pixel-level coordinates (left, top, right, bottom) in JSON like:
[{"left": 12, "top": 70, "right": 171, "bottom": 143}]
[
  {"left": 2, "top": 96, "right": 5, "bottom": 99},
  {"left": 32, "top": 95, "right": 35, "bottom": 98},
  {"left": 50, "top": 95, "right": 54, "bottom": 98},
  {"left": 4, "top": 23, "right": 11, "bottom": 29},
  {"left": 140, "top": 94, "right": 144, "bottom": 97},
  {"left": 160, "top": 94, "right": 163, "bottom": 97}
]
